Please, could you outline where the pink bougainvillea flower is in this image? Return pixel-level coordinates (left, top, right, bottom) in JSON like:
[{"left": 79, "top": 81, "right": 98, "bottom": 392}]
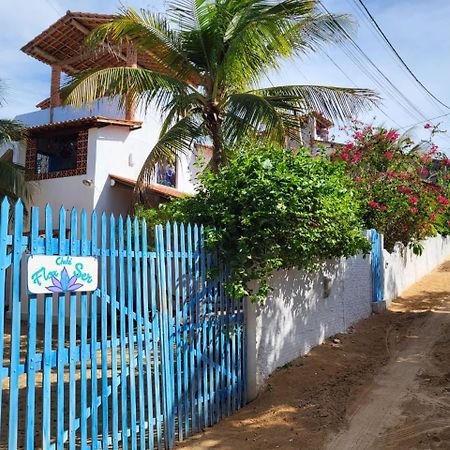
[
  {"left": 408, "top": 196, "right": 419, "bottom": 205},
  {"left": 422, "top": 167, "right": 429, "bottom": 176},
  {"left": 424, "top": 123, "right": 433, "bottom": 129},
  {"left": 430, "top": 213, "right": 437, "bottom": 221},
  {"left": 437, "top": 195, "right": 449, "bottom": 205},
  {"left": 385, "top": 131, "right": 399, "bottom": 141},
  {"left": 368, "top": 200, "right": 379, "bottom": 208},
  {"left": 447, "top": 220, "right": 450, "bottom": 226},
  {"left": 409, "top": 207, "right": 418, "bottom": 214},
  {"left": 430, "top": 144, "right": 439, "bottom": 154},
  {"left": 352, "top": 131, "right": 364, "bottom": 140},
  {"left": 398, "top": 173, "right": 409, "bottom": 178},
  {"left": 379, "top": 205, "right": 387, "bottom": 211},
  {"left": 385, "top": 151, "right": 393, "bottom": 160},
  {"left": 341, "top": 153, "right": 349, "bottom": 161},
  {"left": 398, "top": 186, "right": 412, "bottom": 194}
]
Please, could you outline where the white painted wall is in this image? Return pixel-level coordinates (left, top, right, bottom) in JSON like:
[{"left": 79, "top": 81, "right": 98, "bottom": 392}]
[
  {"left": 246, "top": 234, "right": 450, "bottom": 399},
  {"left": 246, "top": 252, "right": 373, "bottom": 400},
  {"left": 383, "top": 235, "right": 450, "bottom": 304}
]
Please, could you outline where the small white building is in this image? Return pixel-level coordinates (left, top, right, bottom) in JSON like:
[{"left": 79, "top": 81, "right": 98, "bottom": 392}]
[{"left": 10, "top": 11, "right": 337, "bottom": 224}]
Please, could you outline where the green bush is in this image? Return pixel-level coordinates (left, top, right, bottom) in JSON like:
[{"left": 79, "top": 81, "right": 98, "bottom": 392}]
[{"left": 138, "top": 144, "right": 370, "bottom": 302}]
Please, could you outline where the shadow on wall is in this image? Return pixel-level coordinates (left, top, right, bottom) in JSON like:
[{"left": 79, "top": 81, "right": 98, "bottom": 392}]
[
  {"left": 384, "top": 235, "right": 450, "bottom": 304},
  {"left": 247, "top": 253, "right": 372, "bottom": 397}
]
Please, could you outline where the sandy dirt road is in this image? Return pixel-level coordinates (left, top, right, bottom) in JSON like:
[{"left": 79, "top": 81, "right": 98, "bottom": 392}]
[{"left": 176, "top": 260, "right": 450, "bottom": 450}]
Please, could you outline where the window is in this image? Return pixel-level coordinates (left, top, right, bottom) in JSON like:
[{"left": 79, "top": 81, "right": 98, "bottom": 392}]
[
  {"left": 35, "top": 133, "right": 78, "bottom": 174},
  {"left": 156, "top": 158, "right": 176, "bottom": 187},
  {"left": 315, "top": 124, "right": 329, "bottom": 141}
]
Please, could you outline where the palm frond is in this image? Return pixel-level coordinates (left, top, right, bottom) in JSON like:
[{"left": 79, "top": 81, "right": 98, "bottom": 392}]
[
  {"left": 222, "top": 2, "right": 355, "bottom": 90},
  {"left": 62, "top": 67, "right": 191, "bottom": 113},
  {"left": 224, "top": 93, "right": 287, "bottom": 145},
  {"left": 87, "top": 7, "right": 203, "bottom": 85},
  {"left": 250, "top": 84, "right": 380, "bottom": 123},
  {"left": 0, "top": 160, "right": 34, "bottom": 204},
  {"left": 0, "top": 119, "right": 23, "bottom": 143},
  {"left": 134, "top": 115, "right": 206, "bottom": 195},
  {"left": 159, "top": 92, "right": 206, "bottom": 137}
]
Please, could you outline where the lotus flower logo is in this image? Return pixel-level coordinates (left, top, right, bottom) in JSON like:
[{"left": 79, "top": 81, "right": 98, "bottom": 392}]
[{"left": 46, "top": 267, "right": 84, "bottom": 293}]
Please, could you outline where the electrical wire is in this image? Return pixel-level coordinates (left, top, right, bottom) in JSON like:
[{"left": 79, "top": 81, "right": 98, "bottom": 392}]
[
  {"left": 354, "top": 0, "right": 450, "bottom": 110},
  {"left": 398, "top": 112, "right": 450, "bottom": 131},
  {"left": 317, "top": 1, "right": 429, "bottom": 122}
]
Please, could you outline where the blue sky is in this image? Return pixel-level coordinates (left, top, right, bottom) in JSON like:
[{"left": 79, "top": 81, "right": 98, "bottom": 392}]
[{"left": 1, "top": 0, "right": 450, "bottom": 149}]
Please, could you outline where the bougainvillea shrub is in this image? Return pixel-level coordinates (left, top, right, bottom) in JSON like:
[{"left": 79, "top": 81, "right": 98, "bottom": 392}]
[
  {"left": 331, "top": 122, "right": 450, "bottom": 252},
  {"left": 138, "top": 144, "right": 370, "bottom": 302}
]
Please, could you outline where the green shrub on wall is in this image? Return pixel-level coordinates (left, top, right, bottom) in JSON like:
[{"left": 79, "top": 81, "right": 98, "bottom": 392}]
[{"left": 138, "top": 144, "right": 370, "bottom": 302}]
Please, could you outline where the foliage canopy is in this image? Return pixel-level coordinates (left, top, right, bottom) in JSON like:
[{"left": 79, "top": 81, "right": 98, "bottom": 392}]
[{"left": 139, "top": 144, "right": 370, "bottom": 302}]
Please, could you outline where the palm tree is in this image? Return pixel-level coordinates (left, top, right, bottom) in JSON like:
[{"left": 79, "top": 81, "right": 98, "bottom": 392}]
[
  {"left": 0, "top": 80, "right": 33, "bottom": 203},
  {"left": 64, "top": 0, "right": 379, "bottom": 195}
]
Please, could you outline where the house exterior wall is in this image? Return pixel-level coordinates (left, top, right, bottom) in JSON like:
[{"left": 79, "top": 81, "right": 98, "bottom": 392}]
[{"left": 23, "top": 128, "right": 97, "bottom": 227}]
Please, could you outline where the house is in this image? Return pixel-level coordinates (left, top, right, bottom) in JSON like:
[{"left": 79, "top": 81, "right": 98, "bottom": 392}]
[{"left": 8, "top": 11, "right": 336, "bottom": 224}]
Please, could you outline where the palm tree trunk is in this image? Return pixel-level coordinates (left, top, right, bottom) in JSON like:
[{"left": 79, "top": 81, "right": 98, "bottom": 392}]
[{"left": 208, "top": 112, "right": 225, "bottom": 173}]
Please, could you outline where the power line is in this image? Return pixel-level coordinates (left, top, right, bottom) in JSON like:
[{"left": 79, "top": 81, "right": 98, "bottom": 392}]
[
  {"left": 344, "top": 0, "right": 446, "bottom": 115},
  {"left": 44, "top": 0, "right": 63, "bottom": 16},
  {"left": 321, "top": 50, "right": 403, "bottom": 128},
  {"left": 317, "top": 1, "right": 429, "bottom": 122},
  {"left": 398, "top": 112, "right": 450, "bottom": 131},
  {"left": 354, "top": 0, "right": 450, "bottom": 110}
]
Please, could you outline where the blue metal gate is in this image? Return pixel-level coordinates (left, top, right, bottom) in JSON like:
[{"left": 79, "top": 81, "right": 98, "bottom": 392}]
[{"left": 0, "top": 199, "right": 246, "bottom": 449}]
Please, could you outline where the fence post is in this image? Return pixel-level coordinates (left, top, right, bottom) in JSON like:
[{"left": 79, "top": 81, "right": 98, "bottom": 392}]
[
  {"left": 371, "top": 229, "right": 386, "bottom": 313},
  {"left": 244, "top": 299, "right": 258, "bottom": 401}
]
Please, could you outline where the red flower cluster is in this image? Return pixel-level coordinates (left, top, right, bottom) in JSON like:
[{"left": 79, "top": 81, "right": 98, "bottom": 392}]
[
  {"left": 368, "top": 200, "right": 387, "bottom": 211},
  {"left": 408, "top": 196, "right": 419, "bottom": 205},
  {"left": 437, "top": 195, "right": 449, "bottom": 205},
  {"left": 385, "top": 131, "right": 399, "bottom": 141}
]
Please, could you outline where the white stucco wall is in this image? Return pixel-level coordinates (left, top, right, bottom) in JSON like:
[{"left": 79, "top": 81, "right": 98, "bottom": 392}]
[
  {"left": 246, "top": 234, "right": 450, "bottom": 399},
  {"left": 246, "top": 252, "right": 373, "bottom": 400},
  {"left": 383, "top": 234, "right": 450, "bottom": 304}
]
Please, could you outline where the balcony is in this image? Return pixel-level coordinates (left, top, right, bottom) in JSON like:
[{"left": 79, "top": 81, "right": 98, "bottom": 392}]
[{"left": 15, "top": 99, "right": 125, "bottom": 128}]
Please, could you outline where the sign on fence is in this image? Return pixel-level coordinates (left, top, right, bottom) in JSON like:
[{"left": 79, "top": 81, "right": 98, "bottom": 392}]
[{"left": 27, "top": 255, "right": 98, "bottom": 294}]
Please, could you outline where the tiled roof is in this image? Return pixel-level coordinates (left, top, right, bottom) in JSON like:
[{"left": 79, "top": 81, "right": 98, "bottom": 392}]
[
  {"left": 109, "top": 174, "right": 189, "bottom": 199},
  {"left": 25, "top": 116, "right": 142, "bottom": 133}
]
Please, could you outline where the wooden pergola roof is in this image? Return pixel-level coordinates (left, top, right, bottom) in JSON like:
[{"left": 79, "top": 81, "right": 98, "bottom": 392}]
[{"left": 21, "top": 11, "right": 165, "bottom": 76}]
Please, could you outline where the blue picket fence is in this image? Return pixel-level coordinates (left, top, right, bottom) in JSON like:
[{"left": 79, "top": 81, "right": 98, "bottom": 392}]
[
  {"left": 370, "top": 228, "right": 384, "bottom": 302},
  {"left": 0, "top": 199, "right": 246, "bottom": 449}
]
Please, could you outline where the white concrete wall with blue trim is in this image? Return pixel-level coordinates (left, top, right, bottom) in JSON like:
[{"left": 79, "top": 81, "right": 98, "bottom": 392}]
[{"left": 246, "top": 233, "right": 450, "bottom": 400}]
